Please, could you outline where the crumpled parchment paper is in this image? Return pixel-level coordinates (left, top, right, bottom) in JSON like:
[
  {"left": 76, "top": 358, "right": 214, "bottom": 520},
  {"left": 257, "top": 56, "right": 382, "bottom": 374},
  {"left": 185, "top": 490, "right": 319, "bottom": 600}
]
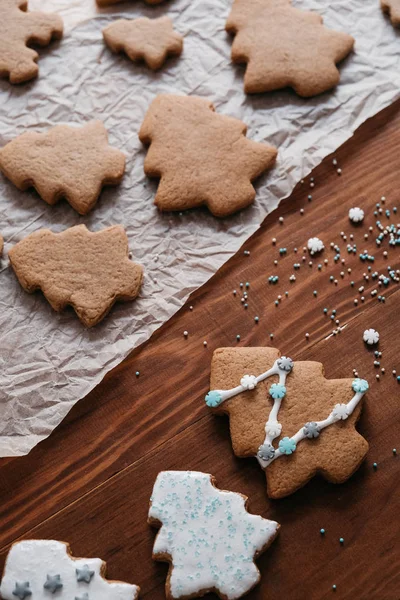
[{"left": 0, "top": 0, "right": 399, "bottom": 456}]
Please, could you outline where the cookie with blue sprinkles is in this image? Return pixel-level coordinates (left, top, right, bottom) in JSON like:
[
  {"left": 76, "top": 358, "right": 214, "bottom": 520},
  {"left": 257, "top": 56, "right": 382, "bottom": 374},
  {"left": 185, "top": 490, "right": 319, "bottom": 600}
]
[{"left": 148, "top": 470, "right": 280, "bottom": 599}]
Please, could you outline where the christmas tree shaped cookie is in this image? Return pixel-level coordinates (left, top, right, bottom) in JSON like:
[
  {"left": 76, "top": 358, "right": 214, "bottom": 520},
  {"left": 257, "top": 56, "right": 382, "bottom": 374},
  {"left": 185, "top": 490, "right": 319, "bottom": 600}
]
[
  {"left": 0, "top": 0, "right": 63, "bottom": 84},
  {"left": 205, "top": 347, "right": 369, "bottom": 499},
  {"left": 0, "top": 539, "right": 140, "bottom": 599},
  {"left": 381, "top": 0, "right": 400, "bottom": 26},
  {"left": 149, "top": 471, "right": 279, "bottom": 599},
  {"left": 139, "top": 94, "right": 277, "bottom": 217},
  {"left": 9, "top": 225, "right": 143, "bottom": 327},
  {"left": 103, "top": 17, "right": 183, "bottom": 70},
  {"left": 226, "top": 0, "right": 354, "bottom": 97},
  {"left": 0, "top": 121, "right": 125, "bottom": 215}
]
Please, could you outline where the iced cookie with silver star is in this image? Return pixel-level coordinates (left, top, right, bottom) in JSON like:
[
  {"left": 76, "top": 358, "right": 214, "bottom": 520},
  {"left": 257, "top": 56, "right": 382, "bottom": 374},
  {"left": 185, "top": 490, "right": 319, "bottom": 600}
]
[{"left": 0, "top": 540, "right": 140, "bottom": 599}]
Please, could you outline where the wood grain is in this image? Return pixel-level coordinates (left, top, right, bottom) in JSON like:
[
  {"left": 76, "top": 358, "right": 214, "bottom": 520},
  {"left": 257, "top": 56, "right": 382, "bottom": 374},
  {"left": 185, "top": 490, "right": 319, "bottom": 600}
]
[{"left": 1, "top": 99, "right": 400, "bottom": 599}]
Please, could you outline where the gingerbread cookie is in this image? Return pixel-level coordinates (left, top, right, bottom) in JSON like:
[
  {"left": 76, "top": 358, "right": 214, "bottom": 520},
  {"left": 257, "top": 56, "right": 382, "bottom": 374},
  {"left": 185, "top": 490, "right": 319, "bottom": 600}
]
[
  {"left": 381, "top": 0, "right": 400, "bottom": 26},
  {"left": 0, "top": 539, "right": 140, "bottom": 599},
  {"left": 103, "top": 17, "right": 183, "bottom": 70},
  {"left": 225, "top": 0, "right": 354, "bottom": 97},
  {"left": 0, "top": 121, "right": 125, "bottom": 215},
  {"left": 139, "top": 94, "right": 277, "bottom": 217},
  {"left": 149, "top": 471, "right": 279, "bottom": 599},
  {"left": 0, "top": 0, "right": 63, "bottom": 84},
  {"left": 205, "top": 347, "right": 369, "bottom": 499},
  {"left": 9, "top": 225, "right": 143, "bottom": 327}
]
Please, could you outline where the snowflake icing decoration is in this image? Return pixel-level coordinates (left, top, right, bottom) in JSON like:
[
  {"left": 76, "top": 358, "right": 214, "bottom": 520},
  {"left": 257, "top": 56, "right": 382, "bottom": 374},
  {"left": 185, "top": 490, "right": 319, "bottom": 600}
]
[
  {"left": 269, "top": 383, "right": 286, "bottom": 399},
  {"left": 303, "top": 422, "right": 321, "bottom": 439},
  {"left": 277, "top": 356, "right": 294, "bottom": 372},
  {"left": 278, "top": 437, "right": 297, "bottom": 455},
  {"left": 240, "top": 374, "right": 258, "bottom": 390},
  {"left": 332, "top": 403, "right": 349, "bottom": 421},
  {"left": 352, "top": 378, "right": 369, "bottom": 394}
]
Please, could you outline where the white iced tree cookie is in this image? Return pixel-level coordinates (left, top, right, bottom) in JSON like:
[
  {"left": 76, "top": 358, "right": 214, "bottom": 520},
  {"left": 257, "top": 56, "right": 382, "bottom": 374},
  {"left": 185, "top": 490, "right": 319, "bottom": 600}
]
[
  {"left": 0, "top": 540, "right": 140, "bottom": 600},
  {"left": 148, "top": 471, "right": 279, "bottom": 600}
]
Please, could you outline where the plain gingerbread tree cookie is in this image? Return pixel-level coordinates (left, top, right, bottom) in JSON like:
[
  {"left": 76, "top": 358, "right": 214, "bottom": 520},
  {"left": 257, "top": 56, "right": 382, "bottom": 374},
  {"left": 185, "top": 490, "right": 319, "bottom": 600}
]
[
  {"left": 205, "top": 347, "right": 369, "bottom": 499},
  {"left": 381, "top": 0, "right": 400, "bottom": 26},
  {"left": 149, "top": 471, "right": 280, "bottom": 599},
  {"left": 0, "top": 539, "right": 140, "bottom": 599},
  {"left": 226, "top": 0, "right": 354, "bottom": 97},
  {"left": 0, "top": 121, "right": 125, "bottom": 215},
  {"left": 0, "top": 0, "right": 63, "bottom": 84},
  {"left": 139, "top": 94, "right": 277, "bottom": 217},
  {"left": 9, "top": 225, "right": 143, "bottom": 327},
  {"left": 103, "top": 17, "right": 183, "bottom": 70}
]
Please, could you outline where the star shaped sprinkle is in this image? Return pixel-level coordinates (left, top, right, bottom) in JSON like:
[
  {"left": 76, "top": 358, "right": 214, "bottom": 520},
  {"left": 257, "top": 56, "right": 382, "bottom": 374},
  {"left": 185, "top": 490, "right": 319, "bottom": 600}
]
[
  {"left": 226, "top": 0, "right": 354, "bottom": 96},
  {"left": 149, "top": 471, "right": 279, "bottom": 599},
  {"left": 9, "top": 224, "right": 143, "bottom": 327},
  {"left": 0, "top": 121, "right": 125, "bottom": 215},
  {"left": 12, "top": 582, "right": 31, "bottom": 599},
  {"left": 139, "top": 94, "right": 277, "bottom": 217},
  {"left": 76, "top": 565, "right": 95, "bottom": 583},
  {"left": 0, "top": 0, "right": 63, "bottom": 84},
  {"left": 0, "top": 540, "right": 140, "bottom": 600},
  {"left": 103, "top": 16, "right": 183, "bottom": 70},
  {"left": 43, "top": 574, "right": 63, "bottom": 593}
]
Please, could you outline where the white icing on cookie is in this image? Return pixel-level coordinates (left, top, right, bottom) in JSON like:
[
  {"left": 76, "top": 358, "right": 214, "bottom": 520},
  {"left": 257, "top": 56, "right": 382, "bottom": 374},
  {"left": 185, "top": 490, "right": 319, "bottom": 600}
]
[
  {"left": 149, "top": 471, "right": 279, "bottom": 600},
  {"left": 0, "top": 540, "right": 139, "bottom": 600}
]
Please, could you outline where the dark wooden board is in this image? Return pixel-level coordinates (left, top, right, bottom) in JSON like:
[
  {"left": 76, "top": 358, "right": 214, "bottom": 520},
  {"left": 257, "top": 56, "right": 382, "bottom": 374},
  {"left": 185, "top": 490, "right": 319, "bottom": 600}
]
[{"left": 1, "top": 99, "right": 400, "bottom": 600}]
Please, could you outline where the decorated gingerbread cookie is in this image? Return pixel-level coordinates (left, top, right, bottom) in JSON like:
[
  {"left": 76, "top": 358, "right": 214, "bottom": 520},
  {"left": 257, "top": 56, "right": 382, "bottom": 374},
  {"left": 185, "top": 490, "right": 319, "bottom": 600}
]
[
  {"left": 149, "top": 470, "right": 279, "bottom": 599},
  {"left": 103, "top": 17, "right": 183, "bottom": 70},
  {"left": 139, "top": 94, "right": 277, "bottom": 217},
  {"left": 0, "top": 539, "right": 140, "bottom": 599},
  {"left": 381, "top": 0, "right": 400, "bottom": 26},
  {"left": 205, "top": 347, "right": 369, "bottom": 499},
  {"left": 9, "top": 224, "right": 143, "bottom": 327},
  {"left": 225, "top": 0, "right": 354, "bottom": 97},
  {"left": 0, "top": 0, "right": 63, "bottom": 84},
  {"left": 0, "top": 121, "right": 125, "bottom": 215}
]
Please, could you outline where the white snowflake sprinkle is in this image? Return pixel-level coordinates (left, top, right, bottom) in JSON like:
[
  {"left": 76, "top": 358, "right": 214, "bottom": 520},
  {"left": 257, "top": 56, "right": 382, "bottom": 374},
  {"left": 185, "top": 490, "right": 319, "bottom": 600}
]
[
  {"left": 349, "top": 207, "right": 364, "bottom": 223},
  {"left": 332, "top": 403, "right": 349, "bottom": 420},
  {"left": 307, "top": 237, "right": 324, "bottom": 255},
  {"left": 363, "top": 328, "right": 380, "bottom": 345},
  {"left": 240, "top": 374, "right": 258, "bottom": 390}
]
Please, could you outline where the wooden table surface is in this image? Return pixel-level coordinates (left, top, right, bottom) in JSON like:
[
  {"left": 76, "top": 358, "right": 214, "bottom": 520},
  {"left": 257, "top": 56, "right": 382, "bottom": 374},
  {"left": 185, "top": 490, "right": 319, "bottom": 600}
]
[{"left": 1, "top": 99, "right": 400, "bottom": 600}]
